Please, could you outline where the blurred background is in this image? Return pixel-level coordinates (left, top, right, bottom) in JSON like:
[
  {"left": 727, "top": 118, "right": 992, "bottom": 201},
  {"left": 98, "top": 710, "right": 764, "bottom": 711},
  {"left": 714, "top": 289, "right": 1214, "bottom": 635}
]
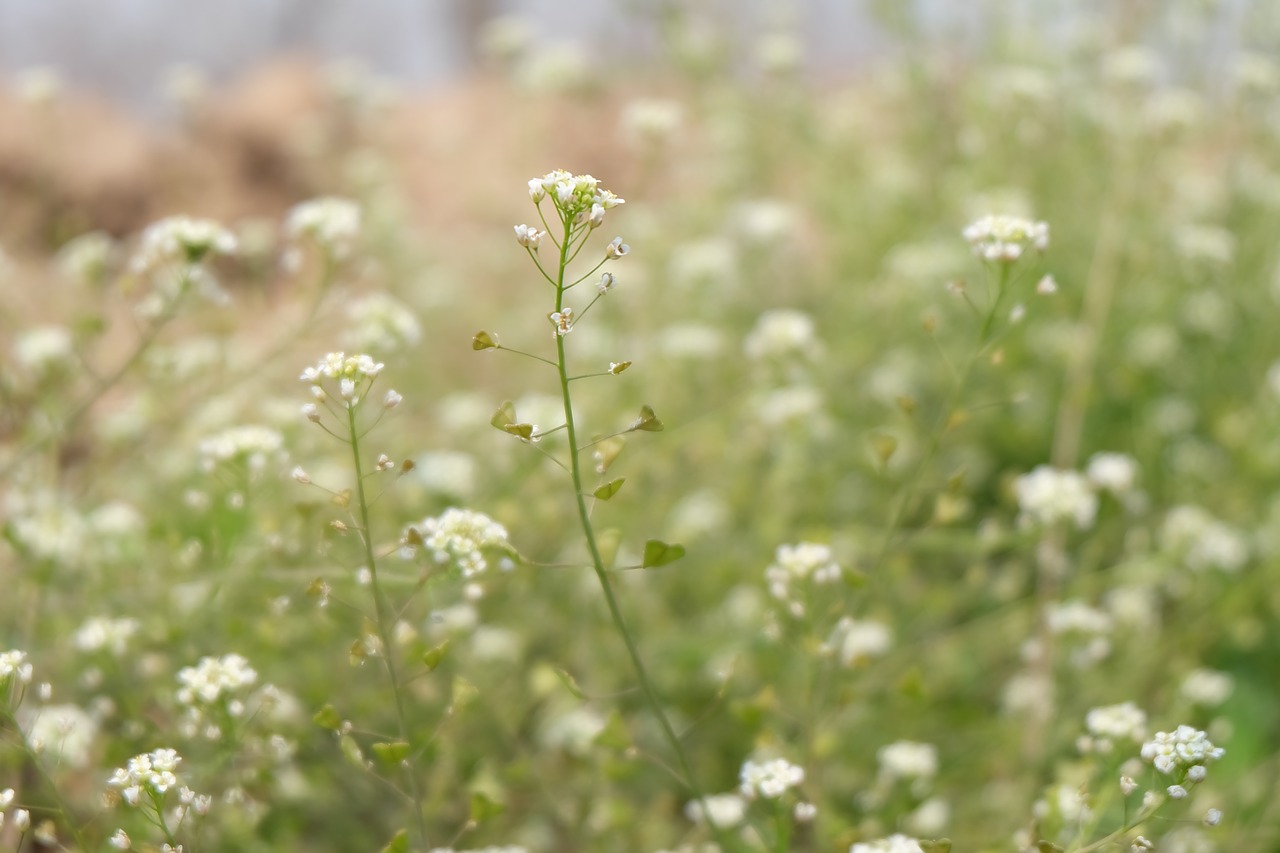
[{"left": 0, "top": 0, "right": 891, "bottom": 114}]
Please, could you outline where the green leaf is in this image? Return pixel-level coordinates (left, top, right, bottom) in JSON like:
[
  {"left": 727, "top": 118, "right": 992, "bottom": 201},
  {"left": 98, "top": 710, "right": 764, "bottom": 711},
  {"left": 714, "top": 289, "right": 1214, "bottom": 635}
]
[
  {"left": 592, "top": 478, "right": 625, "bottom": 500},
  {"left": 1036, "top": 842, "right": 1064, "bottom": 853},
  {"left": 312, "top": 704, "right": 342, "bottom": 731},
  {"left": 919, "top": 841, "right": 952, "bottom": 853},
  {"left": 380, "top": 830, "right": 409, "bottom": 853},
  {"left": 371, "top": 741, "right": 411, "bottom": 766},
  {"left": 472, "top": 330, "right": 500, "bottom": 350},
  {"left": 490, "top": 401, "right": 516, "bottom": 430},
  {"left": 422, "top": 640, "right": 449, "bottom": 671},
  {"left": 469, "top": 791, "right": 506, "bottom": 822},
  {"left": 642, "top": 539, "right": 686, "bottom": 568},
  {"left": 630, "top": 404, "right": 664, "bottom": 432},
  {"left": 553, "top": 667, "right": 585, "bottom": 700}
]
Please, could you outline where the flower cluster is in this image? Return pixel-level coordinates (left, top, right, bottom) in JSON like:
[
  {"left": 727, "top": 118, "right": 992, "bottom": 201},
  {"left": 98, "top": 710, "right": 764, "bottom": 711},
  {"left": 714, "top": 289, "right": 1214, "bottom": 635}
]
[
  {"left": 197, "top": 425, "right": 285, "bottom": 473},
  {"left": 107, "top": 748, "right": 183, "bottom": 805},
  {"left": 1086, "top": 452, "right": 1139, "bottom": 495},
  {"left": 176, "top": 654, "right": 259, "bottom": 738},
  {"left": 1141, "top": 725, "right": 1224, "bottom": 792},
  {"left": 744, "top": 309, "right": 820, "bottom": 361},
  {"left": 1014, "top": 465, "right": 1098, "bottom": 529},
  {"left": 13, "top": 326, "right": 75, "bottom": 374},
  {"left": 684, "top": 793, "right": 747, "bottom": 827},
  {"left": 0, "top": 649, "right": 33, "bottom": 688},
  {"left": 22, "top": 703, "right": 98, "bottom": 768},
  {"left": 347, "top": 293, "right": 422, "bottom": 352},
  {"left": 300, "top": 352, "right": 391, "bottom": 412},
  {"left": 73, "top": 616, "right": 141, "bottom": 657},
  {"left": 1046, "top": 600, "right": 1114, "bottom": 667},
  {"left": 826, "top": 616, "right": 893, "bottom": 667},
  {"left": 739, "top": 757, "right": 805, "bottom": 799},
  {"left": 285, "top": 197, "right": 361, "bottom": 260},
  {"left": 528, "top": 170, "right": 625, "bottom": 228},
  {"left": 962, "top": 214, "right": 1049, "bottom": 262},
  {"left": 1160, "top": 505, "right": 1248, "bottom": 573},
  {"left": 0, "top": 787, "right": 30, "bottom": 835},
  {"left": 401, "top": 508, "right": 511, "bottom": 577},
  {"left": 59, "top": 230, "right": 118, "bottom": 285},
  {"left": 177, "top": 654, "right": 258, "bottom": 706},
  {"left": 130, "top": 216, "right": 238, "bottom": 274},
  {"left": 877, "top": 741, "right": 939, "bottom": 781},
  {"left": 765, "top": 542, "right": 841, "bottom": 601},
  {"left": 1080, "top": 702, "right": 1147, "bottom": 754}
]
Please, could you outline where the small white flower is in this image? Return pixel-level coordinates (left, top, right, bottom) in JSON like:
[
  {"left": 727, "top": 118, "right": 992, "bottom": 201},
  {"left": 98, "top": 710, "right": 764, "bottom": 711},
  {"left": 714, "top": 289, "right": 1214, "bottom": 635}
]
[
  {"left": 1168, "top": 784, "right": 1188, "bottom": 799},
  {"left": 514, "top": 223, "right": 547, "bottom": 249},
  {"left": 384, "top": 389, "right": 403, "bottom": 409},
  {"left": 684, "top": 793, "right": 746, "bottom": 827},
  {"left": 109, "top": 828, "right": 131, "bottom": 848},
  {"left": 1086, "top": 452, "right": 1139, "bottom": 495},
  {"left": 1014, "top": 465, "right": 1098, "bottom": 529},
  {"left": 597, "top": 271, "right": 616, "bottom": 293},
  {"left": 1120, "top": 775, "right": 1138, "bottom": 796},
  {"left": 962, "top": 214, "right": 1049, "bottom": 262},
  {"left": 739, "top": 757, "right": 805, "bottom": 799},
  {"left": 606, "top": 236, "right": 630, "bottom": 259},
  {"left": 878, "top": 741, "right": 938, "bottom": 781},
  {"left": 1204, "top": 808, "right": 1222, "bottom": 826},
  {"left": 550, "top": 308, "right": 574, "bottom": 336},
  {"left": 285, "top": 197, "right": 361, "bottom": 259}
]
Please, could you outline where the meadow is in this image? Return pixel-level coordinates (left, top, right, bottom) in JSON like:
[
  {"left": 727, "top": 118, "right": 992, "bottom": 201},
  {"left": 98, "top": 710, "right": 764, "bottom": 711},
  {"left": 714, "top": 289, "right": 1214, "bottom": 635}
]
[{"left": 2, "top": 3, "right": 1279, "bottom": 851}]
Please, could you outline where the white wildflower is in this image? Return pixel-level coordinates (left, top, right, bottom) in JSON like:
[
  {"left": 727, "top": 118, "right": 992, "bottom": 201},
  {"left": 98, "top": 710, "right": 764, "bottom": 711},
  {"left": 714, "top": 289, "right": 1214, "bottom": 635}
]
[
  {"left": 1014, "top": 465, "right": 1098, "bottom": 529},
  {"left": 962, "top": 214, "right": 1049, "bottom": 262},
  {"left": 739, "top": 757, "right": 804, "bottom": 799}
]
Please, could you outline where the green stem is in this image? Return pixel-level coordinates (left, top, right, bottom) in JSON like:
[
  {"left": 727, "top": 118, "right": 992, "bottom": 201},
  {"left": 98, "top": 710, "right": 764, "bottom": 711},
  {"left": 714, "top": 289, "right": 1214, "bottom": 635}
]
[
  {"left": 549, "top": 218, "right": 744, "bottom": 853},
  {"left": 347, "top": 404, "right": 430, "bottom": 848},
  {"left": 0, "top": 707, "right": 90, "bottom": 852},
  {"left": 868, "top": 263, "right": 1010, "bottom": 577},
  {"left": 0, "top": 269, "right": 192, "bottom": 480}
]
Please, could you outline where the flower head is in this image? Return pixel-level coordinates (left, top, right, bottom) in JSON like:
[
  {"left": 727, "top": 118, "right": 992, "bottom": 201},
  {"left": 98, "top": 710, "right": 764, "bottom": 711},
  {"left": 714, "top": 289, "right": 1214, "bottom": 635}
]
[
  {"left": 300, "top": 352, "right": 385, "bottom": 409},
  {"left": 1014, "top": 465, "right": 1098, "bottom": 529},
  {"left": 529, "top": 170, "right": 624, "bottom": 225},
  {"left": 285, "top": 197, "right": 361, "bottom": 260},
  {"left": 131, "top": 216, "right": 237, "bottom": 273},
  {"left": 514, "top": 223, "right": 547, "bottom": 250},
  {"left": 962, "top": 214, "right": 1049, "bottom": 262},
  {"left": 1141, "top": 725, "right": 1224, "bottom": 783},
  {"left": 401, "top": 508, "right": 511, "bottom": 577},
  {"left": 739, "top": 757, "right": 804, "bottom": 799}
]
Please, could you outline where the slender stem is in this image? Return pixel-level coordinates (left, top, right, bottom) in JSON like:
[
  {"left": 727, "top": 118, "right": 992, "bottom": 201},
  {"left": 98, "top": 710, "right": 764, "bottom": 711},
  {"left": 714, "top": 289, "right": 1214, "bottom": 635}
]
[
  {"left": 0, "top": 708, "right": 90, "bottom": 851},
  {"left": 548, "top": 216, "right": 744, "bottom": 853},
  {"left": 0, "top": 269, "right": 191, "bottom": 480},
  {"left": 346, "top": 405, "right": 430, "bottom": 847},
  {"left": 867, "top": 263, "right": 1009, "bottom": 577}
]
